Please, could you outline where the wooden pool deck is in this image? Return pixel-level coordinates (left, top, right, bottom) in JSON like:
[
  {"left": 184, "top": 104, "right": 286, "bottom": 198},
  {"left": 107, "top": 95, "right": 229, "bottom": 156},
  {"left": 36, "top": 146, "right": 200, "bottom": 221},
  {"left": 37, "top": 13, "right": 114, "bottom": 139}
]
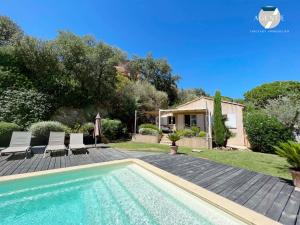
[{"left": 0, "top": 147, "right": 299, "bottom": 225}]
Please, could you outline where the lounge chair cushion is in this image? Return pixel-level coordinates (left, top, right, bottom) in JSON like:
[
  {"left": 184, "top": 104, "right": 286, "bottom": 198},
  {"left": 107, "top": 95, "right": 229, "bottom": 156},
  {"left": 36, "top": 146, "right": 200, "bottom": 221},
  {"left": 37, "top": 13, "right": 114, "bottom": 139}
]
[
  {"left": 46, "top": 145, "right": 66, "bottom": 151},
  {"left": 2, "top": 146, "right": 30, "bottom": 153},
  {"left": 70, "top": 144, "right": 86, "bottom": 150}
]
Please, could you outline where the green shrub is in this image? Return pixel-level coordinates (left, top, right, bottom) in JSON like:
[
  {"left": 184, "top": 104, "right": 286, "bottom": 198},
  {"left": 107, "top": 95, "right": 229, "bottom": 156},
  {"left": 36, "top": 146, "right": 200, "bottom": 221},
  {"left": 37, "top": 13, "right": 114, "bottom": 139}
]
[
  {"left": 78, "top": 122, "right": 94, "bottom": 134},
  {"left": 176, "top": 129, "right": 195, "bottom": 137},
  {"left": 0, "top": 68, "right": 34, "bottom": 93},
  {"left": 0, "top": 122, "right": 22, "bottom": 147},
  {"left": 244, "top": 111, "right": 293, "bottom": 153},
  {"left": 199, "top": 131, "right": 206, "bottom": 138},
  {"left": 213, "top": 91, "right": 226, "bottom": 147},
  {"left": 0, "top": 89, "right": 51, "bottom": 127},
  {"left": 139, "top": 123, "right": 159, "bottom": 131},
  {"left": 101, "top": 119, "right": 123, "bottom": 140},
  {"left": 138, "top": 128, "right": 159, "bottom": 135},
  {"left": 275, "top": 141, "right": 300, "bottom": 169},
  {"left": 191, "top": 126, "right": 201, "bottom": 134},
  {"left": 29, "top": 121, "right": 70, "bottom": 141},
  {"left": 168, "top": 133, "right": 181, "bottom": 146}
]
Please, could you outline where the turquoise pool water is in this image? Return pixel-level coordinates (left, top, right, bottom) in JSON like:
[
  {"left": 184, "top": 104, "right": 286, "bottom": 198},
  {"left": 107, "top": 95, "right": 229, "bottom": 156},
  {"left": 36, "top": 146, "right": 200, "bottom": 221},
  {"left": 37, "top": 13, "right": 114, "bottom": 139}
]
[{"left": 0, "top": 163, "right": 245, "bottom": 225}]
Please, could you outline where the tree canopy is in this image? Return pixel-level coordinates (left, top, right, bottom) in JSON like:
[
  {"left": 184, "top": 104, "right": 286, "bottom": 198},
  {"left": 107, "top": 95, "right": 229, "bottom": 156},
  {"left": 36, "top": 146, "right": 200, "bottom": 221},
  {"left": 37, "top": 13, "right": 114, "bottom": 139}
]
[
  {"left": 244, "top": 81, "right": 300, "bottom": 108},
  {"left": 0, "top": 16, "right": 181, "bottom": 129},
  {"left": 128, "top": 54, "right": 180, "bottom": 104},
  {"left": 175, "top": 88, "right": 208, "bottom": 105},
  {"left": 0, "top": 16, "right": 23, "bottom": 46}
]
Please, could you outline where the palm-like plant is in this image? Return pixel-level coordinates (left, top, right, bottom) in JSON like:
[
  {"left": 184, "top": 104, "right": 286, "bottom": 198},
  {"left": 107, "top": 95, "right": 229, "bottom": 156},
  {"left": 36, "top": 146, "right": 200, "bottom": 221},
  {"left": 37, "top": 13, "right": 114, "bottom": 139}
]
[
  {"left": 275, "top": 141, "right": 300, "bottom": 170},
  {"left": 168, "top": 133, "right": 180, "bottom": 146}
]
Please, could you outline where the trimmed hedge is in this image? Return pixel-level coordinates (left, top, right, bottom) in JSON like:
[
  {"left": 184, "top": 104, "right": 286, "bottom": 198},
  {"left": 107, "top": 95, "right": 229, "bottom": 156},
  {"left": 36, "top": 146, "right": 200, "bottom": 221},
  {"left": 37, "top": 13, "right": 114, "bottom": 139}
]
[
  {"left": 199, "top": 131, "right": 206, "bottom": 137},
  {"left": 176, "top": 127, "right": 205, "bottom": 138},
  {"left": 29, "top": 121, "right": 70, "bottom": 142},
  {"left": 0, "top": 122, "right": 22, "bottom": 147},
  {"left": 79, "top": 122, "right": 94, "bottom": 134},
  {"left": 139, "top": 128, "right": 159, "bottom": 135},
  {"left": 244, "top": 111, "right": 293, "bottom": 153},
  {"left": 101, "top": 119, "right": 124, "bottom": 141},
  {"left": 177, "top": 129, "right": 195, "bottom": 137},
  {"left": 139, "top": 123, "right": 159, "bottom": 131}
]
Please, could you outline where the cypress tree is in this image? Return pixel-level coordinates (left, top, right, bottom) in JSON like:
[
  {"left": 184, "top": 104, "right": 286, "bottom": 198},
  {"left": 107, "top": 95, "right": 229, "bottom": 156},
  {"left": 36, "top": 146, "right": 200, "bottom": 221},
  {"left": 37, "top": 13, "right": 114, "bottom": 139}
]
[{"left": 213, "top": 91, "right": 226, "bottom": 147}]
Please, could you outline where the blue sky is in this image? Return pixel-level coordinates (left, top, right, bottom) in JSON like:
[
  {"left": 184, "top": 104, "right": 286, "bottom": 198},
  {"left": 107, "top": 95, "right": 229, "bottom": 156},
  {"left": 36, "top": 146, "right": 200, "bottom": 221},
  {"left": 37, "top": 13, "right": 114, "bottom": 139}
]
[{"left": 0, "top": 0, "right": 299, "bottom": 98}]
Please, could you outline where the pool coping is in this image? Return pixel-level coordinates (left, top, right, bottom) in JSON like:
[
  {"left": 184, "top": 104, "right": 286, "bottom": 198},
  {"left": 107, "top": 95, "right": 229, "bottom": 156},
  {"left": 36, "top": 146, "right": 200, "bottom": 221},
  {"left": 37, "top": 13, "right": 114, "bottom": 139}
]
[{"left": 0, "top": 158, "right": 281, "bottom": 225}]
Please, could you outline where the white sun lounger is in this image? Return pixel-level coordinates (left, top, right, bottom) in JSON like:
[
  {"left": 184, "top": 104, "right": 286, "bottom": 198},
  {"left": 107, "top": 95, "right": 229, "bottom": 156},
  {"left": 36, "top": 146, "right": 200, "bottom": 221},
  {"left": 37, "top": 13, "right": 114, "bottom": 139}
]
[
  {"left": 69, "top": 133, "right": 88, "bottom": 154},
  {"left": 1, "top": 132, "right": 32, "bottom": 158},
  {"left": 44, "top": 132, "right": 67, "bottom": 157}
]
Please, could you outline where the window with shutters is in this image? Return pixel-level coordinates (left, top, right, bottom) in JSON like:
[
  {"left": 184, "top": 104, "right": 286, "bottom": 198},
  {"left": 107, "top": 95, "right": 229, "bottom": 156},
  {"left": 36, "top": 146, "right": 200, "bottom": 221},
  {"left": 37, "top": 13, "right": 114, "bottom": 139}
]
[{"left": 225, "top": 113, "right": 237, "bottom": 129}]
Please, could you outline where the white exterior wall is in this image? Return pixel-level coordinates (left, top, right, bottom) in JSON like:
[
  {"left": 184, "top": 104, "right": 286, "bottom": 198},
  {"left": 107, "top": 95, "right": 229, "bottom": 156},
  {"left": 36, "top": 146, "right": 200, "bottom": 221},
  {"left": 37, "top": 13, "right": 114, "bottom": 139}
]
[
  {"left": 176, "top": 114, "right": 184, "bottom": 130},
  {"left": 175, "top": 98, "right": 246, "bottom": 147}
]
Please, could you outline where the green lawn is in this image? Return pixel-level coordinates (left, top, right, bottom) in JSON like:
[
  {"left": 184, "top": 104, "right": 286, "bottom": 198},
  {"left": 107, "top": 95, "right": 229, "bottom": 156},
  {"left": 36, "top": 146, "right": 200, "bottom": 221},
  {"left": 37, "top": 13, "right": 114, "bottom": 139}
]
[{"left": 111, "top": 141, "right": 291, "bottom": 180}]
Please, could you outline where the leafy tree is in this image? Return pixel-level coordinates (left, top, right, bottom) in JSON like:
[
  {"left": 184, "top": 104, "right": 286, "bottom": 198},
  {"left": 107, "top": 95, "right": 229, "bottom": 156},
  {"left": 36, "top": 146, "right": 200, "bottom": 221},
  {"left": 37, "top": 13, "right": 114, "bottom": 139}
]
[
  {"left": 111, "top": 79, "right": 168, "bottom": 131},
  {"left": 263, "top": 95, "right": 300, "bottom": 130},
  {"left": 130, "top": 80, "right": 168, "bottom": 111},
  {"left": 0, "top": 67, "right": 34, "bottom": 93},
  {"left": 0, "top": 89, "right": 51, "bottom": 127},
  {"left": 244, "top": 81, "right": 300, "bottom": 108},
  {"left": 13, "top": 36, "right": 60, "bottom": 79},
  {"left": 55, "top": 32, "right": 126, "bottom": 106},
  {"left": 87, "top": 42, "right": 125, "bottom": 106},
  {"left": 0, "top": 16, "right": 23, "bottom": 46},
  {"left": 55, "top": 31, "right": 94, "bottom": 104},
  {"left": 128, "top": 54, "right": 179, "bottom": 104},
  {"left": 233, "top": 98, "right": 245, "bottom": 105},
  {"left": 0, "top": 17, "right": 181, "bottom": 132},
  {"left": 213, "top": 91, "right": 226, "bottom": 147},
  {"left": 175, "top": 88, "right": 208, "bottom": 105},
  {"left": 244, "top": 111, "right": 293, "bottom": 153},
  {"left": 11, "top": 36, "right": 75, "bottom": 107}
]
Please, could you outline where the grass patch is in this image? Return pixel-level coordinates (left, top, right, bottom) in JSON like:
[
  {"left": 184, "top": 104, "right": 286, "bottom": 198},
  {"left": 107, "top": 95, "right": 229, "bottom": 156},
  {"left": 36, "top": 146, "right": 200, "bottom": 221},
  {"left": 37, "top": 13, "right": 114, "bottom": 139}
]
[{"left": 111, "top": 141, "right": 291, "bottom": 180}]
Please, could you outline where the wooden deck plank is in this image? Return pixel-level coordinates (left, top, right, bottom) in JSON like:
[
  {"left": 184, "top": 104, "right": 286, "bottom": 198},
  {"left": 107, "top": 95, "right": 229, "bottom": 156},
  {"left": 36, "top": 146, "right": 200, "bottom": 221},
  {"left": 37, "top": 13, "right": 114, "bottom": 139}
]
[
  {"left": 203, "top": 168, "right": 244, "bottom": 189},
  {"left": 0, "top": 160, "right": 15, "bottom": 176},
  {"left": 41, "top": 155, "right": 51, "bottom": 171},
  {"left": 0, "top": 149, "right": 298, "bottom": 224},
  {"left": 244, "top": 177, "right": 278, "bottom": 209},
  {"left": 35, "top": 155, "right": 47, "bottom": 171},
  {"left": 266, "top": 184, "right": 295, "bottom": 221},
  {"left": 48, "top": 156, "right": 56, "bottom": 170},
  {"left": 193, "top": 166, "right": 235, "bottom": 185},
  {"left": 254, "top": 180, "right": 286, "bottom": 215},
  {"left": 234, "top": 175, "right": 272, "bottom": 204},
  {"left": 296, "top": 214, "right": 300, "bottom": 225},
  {"left": 27, "top": 154, "right": 42, "bottom": 173},
  {"left": 215, "top": 171, "right": 256, "bottom": 195},
  {"left": 279, "top": 190, "right": 300, "bottom": 225}
]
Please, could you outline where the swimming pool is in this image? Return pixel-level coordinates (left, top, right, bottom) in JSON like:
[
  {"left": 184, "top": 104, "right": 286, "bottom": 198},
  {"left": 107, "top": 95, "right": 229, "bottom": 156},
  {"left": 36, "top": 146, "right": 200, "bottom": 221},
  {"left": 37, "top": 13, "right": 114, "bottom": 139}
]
[{"left": 0, "top": 159, "right": 277, "bottom": 225}]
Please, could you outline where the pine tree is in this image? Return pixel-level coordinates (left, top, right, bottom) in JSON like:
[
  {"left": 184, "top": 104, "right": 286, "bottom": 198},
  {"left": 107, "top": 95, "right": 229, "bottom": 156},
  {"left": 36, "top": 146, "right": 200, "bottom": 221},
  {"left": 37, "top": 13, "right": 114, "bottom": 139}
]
[{"left": 213, "top": 91, "right": 226, "bottom": 147}]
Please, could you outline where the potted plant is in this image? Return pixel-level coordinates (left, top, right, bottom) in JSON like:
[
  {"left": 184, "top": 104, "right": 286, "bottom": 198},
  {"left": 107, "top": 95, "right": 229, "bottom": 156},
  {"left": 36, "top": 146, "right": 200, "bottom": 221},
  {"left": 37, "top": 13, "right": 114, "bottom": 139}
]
[
  {"left": 275, "top": 141, "right": 300, "bottom": 188},
  {"left": 168, "top": 133, "right": 181, "bottom": 155}
]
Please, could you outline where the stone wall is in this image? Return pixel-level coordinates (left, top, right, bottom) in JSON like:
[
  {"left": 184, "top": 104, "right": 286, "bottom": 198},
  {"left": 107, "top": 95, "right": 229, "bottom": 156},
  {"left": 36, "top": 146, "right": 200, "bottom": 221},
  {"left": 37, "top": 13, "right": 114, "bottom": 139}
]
[
  {"left": 177, "top": 137, "right": 210, "bottom": 149},
  {"left": 132, "top": 134, "right": 162, "bottom": 144}
]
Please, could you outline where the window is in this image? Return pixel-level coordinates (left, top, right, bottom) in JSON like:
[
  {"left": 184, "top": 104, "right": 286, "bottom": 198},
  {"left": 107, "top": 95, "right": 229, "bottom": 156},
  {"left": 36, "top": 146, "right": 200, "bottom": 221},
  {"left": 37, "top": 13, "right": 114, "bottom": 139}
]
[
  {"left": 184, "top": 115, "right": 190, "bottom": 126},
  {"left": 225, "top": 113, "right": 237, "bottom": 129},
  {"left": 168, "top": 116, "right": 176, "bottom": 124},
  {"left": 184, "top": 115, "right": 197, "bottom": 127},
  {"left": 190, "top": 115, "right": 197, "bottom": 126}
]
